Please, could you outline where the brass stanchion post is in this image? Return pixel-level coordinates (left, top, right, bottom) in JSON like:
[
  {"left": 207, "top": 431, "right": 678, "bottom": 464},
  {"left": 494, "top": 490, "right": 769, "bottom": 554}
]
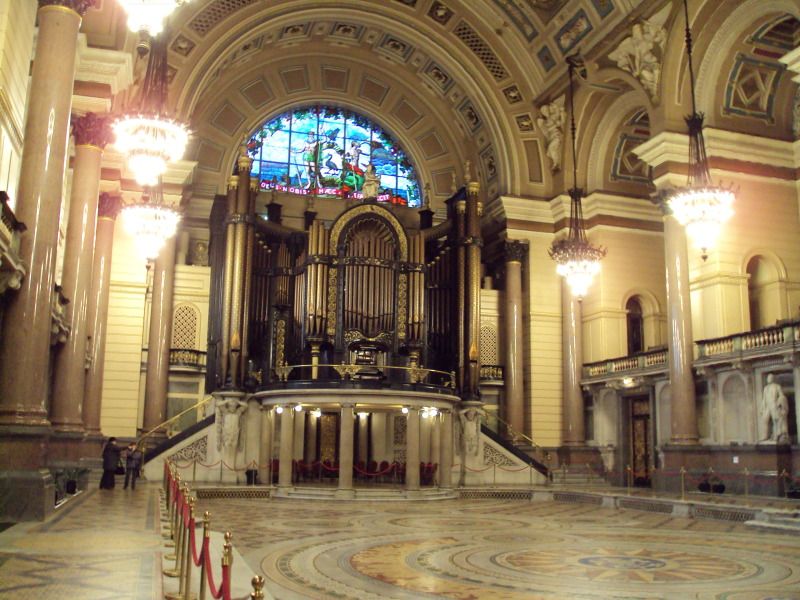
[
  {"left": 164, "top": 487, "right": 185, "bottom": 576},
  {"left": 251, "top": 575, "right": 265, "bottom": 599},
  {"left": 585, "top": 463, "right": 591, "bottom": 484},
  {"left": 180, "top": 497, "right": 196, "bottom": 600},
  {"left": 199, "top": 511, "right": 210, "bottom": 600},
  {"left": 743, "top": 467, "right": 750, "bottom": 506},
  {"left": 626, "top": 465, "right": 632, "bottom": 496},
  {"left": 193, "top": 458, "right": 197, "bottom": 483},
  {"left": 680, "top": 467, "right": 686, "bottom": 502}
]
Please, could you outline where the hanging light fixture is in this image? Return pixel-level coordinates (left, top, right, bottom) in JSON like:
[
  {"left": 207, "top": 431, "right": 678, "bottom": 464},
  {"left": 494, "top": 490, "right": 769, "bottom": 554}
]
[
  {"left": 549, "top": 55, "right": 606, "bottom": 299},
  {"left": 667, "top": 0, "right": 734, "bottom": 260},
  {"left": 116, "top": 0, "right": 190, "bottom": 37},
  {"left": 121, "top": 179, "right": 181, "bottom": 260},
  {"left": 113, "top": 30, "right": 188, "bottom": 187}
]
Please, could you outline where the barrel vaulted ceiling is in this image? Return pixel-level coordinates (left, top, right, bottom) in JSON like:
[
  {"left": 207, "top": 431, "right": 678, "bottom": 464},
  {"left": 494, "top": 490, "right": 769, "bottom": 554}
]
[{"left": 83, "top": 0, "right": 652, "bottom": 205}]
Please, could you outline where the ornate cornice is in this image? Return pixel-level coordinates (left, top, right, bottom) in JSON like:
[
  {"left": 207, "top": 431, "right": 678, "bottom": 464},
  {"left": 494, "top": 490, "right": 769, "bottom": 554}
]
[
  {"left": 504, "top": 240, "right": 528, "bottom": 263},
  {"left": 71, "top": 112, "right": 113, "bottom": 148},
  {"left": 97, "top": 192, "right": 122, "bottom": 219},
  {"left": 38, "top": 0, "right": 98, "bottom": 16}
]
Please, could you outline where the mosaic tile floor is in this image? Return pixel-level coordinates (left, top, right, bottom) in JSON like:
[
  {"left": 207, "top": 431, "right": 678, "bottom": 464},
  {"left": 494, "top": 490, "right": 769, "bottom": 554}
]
[
  {"left": 199, "top": 496, "right": 800, "bottom": 600},
  {"left": 0, "top": 484, "right": 162, "bottom": 599},
  {"left": 0, "top": 481, "right": 799, "bottom": 599}
]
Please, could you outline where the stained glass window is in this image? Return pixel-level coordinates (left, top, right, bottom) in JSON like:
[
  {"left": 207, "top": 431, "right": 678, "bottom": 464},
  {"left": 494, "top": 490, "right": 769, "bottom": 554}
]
[{"left": 245, "top": 106, "right": 421, "bottom": 207}]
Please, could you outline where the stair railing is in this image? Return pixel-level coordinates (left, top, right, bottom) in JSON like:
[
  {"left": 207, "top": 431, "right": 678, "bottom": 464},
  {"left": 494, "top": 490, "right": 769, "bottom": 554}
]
[{"left": 138, "top": 395, "right": 214, "bottom": 460}]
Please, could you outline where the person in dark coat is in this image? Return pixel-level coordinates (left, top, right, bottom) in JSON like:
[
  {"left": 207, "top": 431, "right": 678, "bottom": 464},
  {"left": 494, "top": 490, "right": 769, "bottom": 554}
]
[
  {"left": 123, "top": 443, "right": 143, "bottom": 490},
  {"left": 100, "top": 437, "right": 120, "bottom": 490}
]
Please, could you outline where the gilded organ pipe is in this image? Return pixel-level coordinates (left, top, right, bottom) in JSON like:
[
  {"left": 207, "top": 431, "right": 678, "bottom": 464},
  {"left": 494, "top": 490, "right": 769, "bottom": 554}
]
[{"left": 240, "top": 184, "right": 257, "bottom": 380}]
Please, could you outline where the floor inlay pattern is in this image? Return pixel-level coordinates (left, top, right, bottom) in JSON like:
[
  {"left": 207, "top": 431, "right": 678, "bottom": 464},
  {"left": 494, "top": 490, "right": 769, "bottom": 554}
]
[
  {"left": 198, "top": 498, "right": 800, "bottom": 600},
  {"left": 0, "top": 485, "right": 162, "bottom": 600}
]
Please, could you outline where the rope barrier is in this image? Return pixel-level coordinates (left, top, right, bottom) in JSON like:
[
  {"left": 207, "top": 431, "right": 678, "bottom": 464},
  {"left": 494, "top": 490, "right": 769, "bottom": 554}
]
[{"left": 161, "top": 460, "right": 246, "bottom": 600}]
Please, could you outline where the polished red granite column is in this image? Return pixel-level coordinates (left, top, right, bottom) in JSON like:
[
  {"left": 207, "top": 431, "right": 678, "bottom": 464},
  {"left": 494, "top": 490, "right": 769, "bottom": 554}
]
[
  {"left": 51, "top": 113, "right": 112, "bottom": 432},
  {"left": 83, "top": 193, "right": 121, "bottom": 436},
  {"left": 0, "top": 0, "right": 97, "bottom": 428}
]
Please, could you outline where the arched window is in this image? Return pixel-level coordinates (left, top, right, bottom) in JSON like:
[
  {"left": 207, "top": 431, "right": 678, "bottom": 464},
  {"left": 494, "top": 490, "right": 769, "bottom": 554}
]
[
  {"left": 245, "top": 106, "right": 421, "bottom": 206},
  {"left": 626, "top": 297, "right": 644, "bottom": 355}
]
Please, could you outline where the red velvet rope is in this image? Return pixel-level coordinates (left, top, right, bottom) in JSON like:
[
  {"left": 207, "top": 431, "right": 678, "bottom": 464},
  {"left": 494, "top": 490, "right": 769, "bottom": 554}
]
[
  {"left": 189, "top": 518, "right": 201, "bottom": 567},
  {"left": 204, "top": 544, "right": 222, "bottom": 599},
  {"left": 352, "top": 463, "right": 396, "bottom": 477}
]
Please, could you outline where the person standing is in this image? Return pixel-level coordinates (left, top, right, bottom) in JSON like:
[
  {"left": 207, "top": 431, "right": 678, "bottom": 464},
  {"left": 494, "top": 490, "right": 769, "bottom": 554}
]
[
  {"left": 100, "top": 437, "right": 120, "bottom": 490},
  {"left": 123, "top": 443, "right": 143, "bottom": 490}
]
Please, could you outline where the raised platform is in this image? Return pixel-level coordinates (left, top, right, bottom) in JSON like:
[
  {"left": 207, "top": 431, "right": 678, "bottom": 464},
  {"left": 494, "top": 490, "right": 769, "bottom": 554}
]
[{"left": 273, "top": 485, "right": 458, "bottom": 501}]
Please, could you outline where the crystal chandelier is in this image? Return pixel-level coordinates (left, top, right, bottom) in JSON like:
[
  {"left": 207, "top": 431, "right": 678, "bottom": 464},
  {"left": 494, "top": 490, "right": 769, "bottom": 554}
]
[
  {"left": 549, "top": 55, "right": 606, "bottom": 299},
  {"left": 113, "top": 31, "right": 188, "bottom": 187},
  {"left": 122, "top": 181, "right": 181, "bottom": 260},
  {"left": 116, "top": 0, "right": 190, "bottom": 37},
  {"left": 668, "top": 0, "right": 734, "bottom": 260}
]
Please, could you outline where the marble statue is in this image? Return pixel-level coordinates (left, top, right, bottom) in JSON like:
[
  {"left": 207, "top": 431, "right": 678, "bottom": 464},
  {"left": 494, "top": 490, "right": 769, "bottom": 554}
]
[
  {"left": 537, "top": 96, "right": 565, "bottom": 172},
  {"left": 608, "top": 5, "right": 669, "bottom": 101},
  {"left": 459, "top": 407, "right": 483, "bottom": 457},
  {"left": 362, "top": 164, "right": 380, "bottom": 199},
  {"left": 216, "top": 397, "right": 248, "bottom": 453},
  {"left": 761, "top": 374, "right": 790, "bottom": 444}
]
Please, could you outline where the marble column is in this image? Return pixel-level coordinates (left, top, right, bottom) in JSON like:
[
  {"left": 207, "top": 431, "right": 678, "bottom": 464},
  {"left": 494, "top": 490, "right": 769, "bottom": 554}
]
[
  {"left": 664, "top": 213, "right": 699, "bottom": 444},
  {"left": 51, "top": 113, "right": 112, "bottom": 432},
  {"left": 357, "top": 413, "right": 369, "bottom": 465},
  {"left": 562, "top": 279, "right": 585, "bottom": 445},
  {"left": 142, "top": 236, "right": 177, "bottom": 433},
  {"left": 504, "top": 240, "right": 527, "bottom": 436},
  {"left": 338, "top": 404, "right": 354, "bottom": 493},
  {"left": 278, "top": 408, "right": 294, "bottom": 487},
  {"left": 84, "top": 193, "right": 121, "bottom": 436},
  {"left": 244, "top": 399, "right": 261, "bottom": 474},
  {"left": 431, "top": 413, "right": 441, "bottom": 478},
  {"left": 0, "top": 1, "right": 92, "bottom": 427},
  {"left": 405, "top": 408, "right": 421, "bottom": 491},
  {"left": 439, "top": 409, "right": 453, "bottom": 489},
  {"left": 292, "top": 407, "right": 305, "bottom": 460},
  {"left": 258, "top": 406, "right": 271, "bottom": 485}
]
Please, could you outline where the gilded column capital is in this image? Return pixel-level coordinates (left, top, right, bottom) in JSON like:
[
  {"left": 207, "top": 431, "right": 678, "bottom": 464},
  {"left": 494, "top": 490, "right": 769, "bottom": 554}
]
[
  {"left": 467, "top": 181, "right": 480, "bottom": 197},
  {"left": 97, "top": 192, "right": 122, "bottom": 219},
  {"left": 504, "top": 240, "right": 528, "bottom": 263},
  {"left": 228, "top": 176, "right": 239, "bottom": 190},
  {"left": 249, "top": 180, "right": 259, "bottom": 192},
  {"left": 455, "top": 200, "right": 466, "bottom": 214},
  {"left": 71, "top": 112, "right": 113, "bottom": 149},
  {"left": 237, "top": 153, "right": 253, "bottom": 171},
  {"left": 38, "top": 0, "right": 98, "bottom": 16}
]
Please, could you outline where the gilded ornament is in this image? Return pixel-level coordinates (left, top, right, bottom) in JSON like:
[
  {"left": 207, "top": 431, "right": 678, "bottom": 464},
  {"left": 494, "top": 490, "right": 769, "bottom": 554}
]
[{"left": 71, "top": 112, "right": 113, "bottom": 148}]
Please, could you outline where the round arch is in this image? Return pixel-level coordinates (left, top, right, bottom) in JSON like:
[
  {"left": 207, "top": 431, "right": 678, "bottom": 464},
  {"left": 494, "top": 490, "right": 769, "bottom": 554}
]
[{"left": 172, "top": 5, "right": 524, "bottom": 197}]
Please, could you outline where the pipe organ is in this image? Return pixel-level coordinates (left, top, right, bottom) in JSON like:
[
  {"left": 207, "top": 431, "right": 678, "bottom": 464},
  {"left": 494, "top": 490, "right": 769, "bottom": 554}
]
[{"left": 210, "top": 151, "right": 483, "bottom": 399}]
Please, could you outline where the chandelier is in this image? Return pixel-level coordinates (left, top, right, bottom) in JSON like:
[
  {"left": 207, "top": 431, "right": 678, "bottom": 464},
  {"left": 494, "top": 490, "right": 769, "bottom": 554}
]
[
  {"left": 121, "top": 180, "right": 181, "bottom": 260},
  {"left": 116, "top": 0, "right": 190, "bottom": 37},
  {"left": 549, "top": 55, "right": 606, "bottom": 299},
  {"left": 667, "top": 0, "right": 734, "bottom": 260},
  {"left": 113, "top": 30, "right": 188, "bottom": 187}
]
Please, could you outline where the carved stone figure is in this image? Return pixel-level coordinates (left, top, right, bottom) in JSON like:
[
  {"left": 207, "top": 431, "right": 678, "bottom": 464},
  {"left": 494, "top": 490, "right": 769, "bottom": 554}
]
[
  {"left": 761, "top": 374, "right": 790, "bottom": 444},
  {"left": 216, "top": 397, "right": 248, "bottom": 453},
  {"left": 459, "top": 407, "right": 483, "bottom": 457},
  {"left": 362, "top": 164, "right": 380, "bottom": 199},
  {"left": 608, "top": 6, "right": 669, "bottom": 101},
  {"left": 189, "top": 240, "right": 209, "bottom": 266},
  {"left": 537, "top": 96, "right": 565, "bottom": 172}
]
